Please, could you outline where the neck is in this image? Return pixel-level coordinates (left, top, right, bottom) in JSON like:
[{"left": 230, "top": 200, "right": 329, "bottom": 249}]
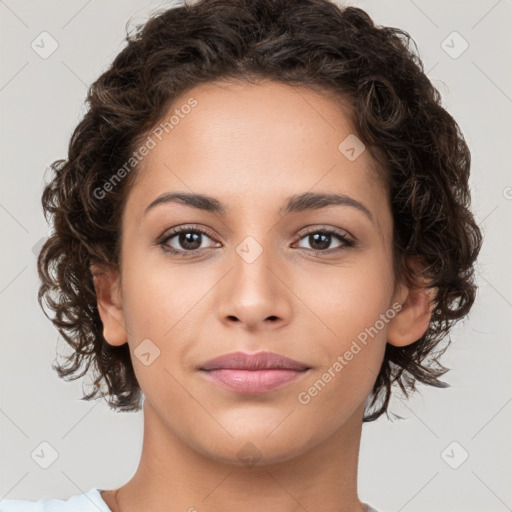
[{"left": 106, "top": 401, "right": 367, "bottom": 512}]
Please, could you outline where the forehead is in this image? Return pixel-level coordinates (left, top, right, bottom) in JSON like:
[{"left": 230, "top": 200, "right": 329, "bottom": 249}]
[{"left": 124, "top": 80, "right": 387, "bottom": 227}]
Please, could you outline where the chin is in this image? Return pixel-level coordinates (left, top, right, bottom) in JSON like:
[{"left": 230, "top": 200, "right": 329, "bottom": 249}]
[{"left": 190, "top": 426, "right": 320, "bottom": 468}]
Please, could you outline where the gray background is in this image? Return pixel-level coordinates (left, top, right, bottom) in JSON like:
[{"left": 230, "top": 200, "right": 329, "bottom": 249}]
[{"left": 1, "top": 1, "right": 511, "bottom": 511}]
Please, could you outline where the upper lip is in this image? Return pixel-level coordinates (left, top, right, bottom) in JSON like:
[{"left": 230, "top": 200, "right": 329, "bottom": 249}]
[{"left": 200, "top": 351, "right": 310, "bottom": 371}]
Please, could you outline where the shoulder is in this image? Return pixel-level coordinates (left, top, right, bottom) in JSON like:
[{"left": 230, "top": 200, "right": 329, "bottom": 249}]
[{"left": 0, "top": 489, "right": 111, "bottom": 512}]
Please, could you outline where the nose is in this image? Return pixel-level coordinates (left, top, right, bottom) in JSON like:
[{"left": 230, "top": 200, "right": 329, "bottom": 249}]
[{"left": 216, "top": 239, "right": 293, "bottom": 332}]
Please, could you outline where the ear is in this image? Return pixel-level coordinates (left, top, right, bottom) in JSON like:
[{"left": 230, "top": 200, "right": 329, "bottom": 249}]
[
  {"left": 387, "top": 264, "right": 437, "bottom": 348},
  {"left": 90, "top": 262, "right": 127, "bottom": 346}
]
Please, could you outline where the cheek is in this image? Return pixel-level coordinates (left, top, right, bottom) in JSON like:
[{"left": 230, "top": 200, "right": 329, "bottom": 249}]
[
  {"left": 300, "top": 252, "right": 394, "bottom": 340},
  {"left": 121, "top": 253, "right": 202, "bottom": 336},
  {"left": 295, "top": 278, "right": 392, "bottom": 429},
  {"left": 119, "top": 263, "right": 196, "bottom": 407},
  {"left": 119, "top": 256, "right": 216, "bottom": 392},
  {"left": 295, "top": 253, "right": 394, "bottom": 400}
]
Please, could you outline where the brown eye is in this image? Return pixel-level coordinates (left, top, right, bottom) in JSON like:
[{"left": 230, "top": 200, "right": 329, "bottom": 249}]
[
  {"left": 174, "top": 231, "right": 203, "bottom": 251},
  {"left": 294, "top": 228, "right": 355, "bottom": 254},
  {"left": 159, "top": 226, "right": 219, "bottom": 255}
]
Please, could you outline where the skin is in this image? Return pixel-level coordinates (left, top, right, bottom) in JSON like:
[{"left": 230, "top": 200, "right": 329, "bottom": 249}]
[{"left": 92, "top": 80, "right": 434, "bottom": 512}]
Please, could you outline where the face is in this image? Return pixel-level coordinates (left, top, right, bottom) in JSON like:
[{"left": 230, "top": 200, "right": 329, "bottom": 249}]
[{"left": 100, "top": 80, "right": 410, "bottom": 465}]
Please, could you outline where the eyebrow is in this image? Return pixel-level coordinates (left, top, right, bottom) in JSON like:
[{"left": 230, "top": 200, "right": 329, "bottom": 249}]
[{"left": 144, "top": 191, "right": 373, "bottom": 222}]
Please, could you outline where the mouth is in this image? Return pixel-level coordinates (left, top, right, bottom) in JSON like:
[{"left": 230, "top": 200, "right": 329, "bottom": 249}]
[{"left": 199, "top": 351, "right": 311, "bottom": 394}]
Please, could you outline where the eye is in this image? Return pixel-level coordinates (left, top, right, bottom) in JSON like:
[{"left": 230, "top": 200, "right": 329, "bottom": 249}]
[
  {"left": 158, "top": 225, "right": 220, "bottom": 255},
  {"left": 158, "top": 225, "right": 355, "bottom": 257},
  {"left": 293, "top": 228, "right": 355, "bottom": 255}
]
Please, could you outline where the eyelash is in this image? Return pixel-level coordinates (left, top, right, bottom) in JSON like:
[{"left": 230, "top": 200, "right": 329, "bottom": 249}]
[{"left": 157, "top": 224, "right": 356, "bottom": 257}]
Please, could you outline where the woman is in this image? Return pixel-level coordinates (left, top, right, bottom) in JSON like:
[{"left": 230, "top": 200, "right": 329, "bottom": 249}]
[{"left": 1, "top": 0, "right": 482, "bottom": 510}]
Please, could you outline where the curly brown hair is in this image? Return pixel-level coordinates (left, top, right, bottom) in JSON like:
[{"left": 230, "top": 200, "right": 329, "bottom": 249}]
[{"left": 37, "top": 0, "right": 482, "bottom": 421}]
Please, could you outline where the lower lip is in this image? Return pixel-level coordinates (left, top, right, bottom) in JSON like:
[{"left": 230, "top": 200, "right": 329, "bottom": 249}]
[{"left": 200, "top": 368, "right": 309, "bottom": 393}]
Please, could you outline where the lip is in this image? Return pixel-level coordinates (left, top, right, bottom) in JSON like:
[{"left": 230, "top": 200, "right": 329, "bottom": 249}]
[{"left": 199, "top": 351, "right": 311, "bottom": 394}]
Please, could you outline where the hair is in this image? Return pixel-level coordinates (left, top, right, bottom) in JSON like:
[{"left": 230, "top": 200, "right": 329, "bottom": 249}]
[{"left": 37, "top": 0, "right": 482, "bottom": 421}]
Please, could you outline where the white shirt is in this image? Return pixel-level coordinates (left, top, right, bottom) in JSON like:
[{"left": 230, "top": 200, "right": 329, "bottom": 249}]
[
  {"left": 0, "top": 488, "right": 381, "bottom": 511},
  {"left": 0, "top": 489, "right": 111, "bottom": 512}
]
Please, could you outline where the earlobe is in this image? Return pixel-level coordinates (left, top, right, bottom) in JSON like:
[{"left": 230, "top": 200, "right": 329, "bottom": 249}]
[
  {"left": 387, "top": 282, "right": 436, "bottom": 348},
  {"left": 90, "top": 263, "right": 127, "bottom": 347}
]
